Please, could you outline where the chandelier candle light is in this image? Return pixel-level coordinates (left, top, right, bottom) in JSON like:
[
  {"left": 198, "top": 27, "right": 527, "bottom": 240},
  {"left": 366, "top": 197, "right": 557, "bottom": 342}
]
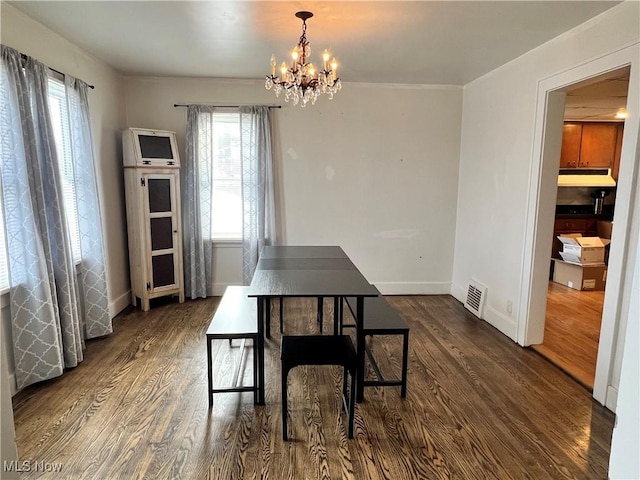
[{"left": 265, "top": 11, "right": 341, "bottom": 107}]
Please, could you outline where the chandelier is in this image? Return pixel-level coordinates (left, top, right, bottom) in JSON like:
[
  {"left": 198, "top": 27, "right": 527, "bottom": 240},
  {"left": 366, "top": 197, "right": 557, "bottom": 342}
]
[{"left": 265, "top": 11, "right": 341, "bottom": 107}]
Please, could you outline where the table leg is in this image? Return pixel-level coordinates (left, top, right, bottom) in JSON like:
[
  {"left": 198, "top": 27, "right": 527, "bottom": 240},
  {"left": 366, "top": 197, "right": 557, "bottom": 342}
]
[
  {"left": 266, "top": 297, "right": 272, "bottom": 339},
  {"left": 356, "top": 296, "right": 365, "bottom": 403},
  {"left": 333, "top": 297, "right": 339, "bottom": 335},
  {"left": 317, "top": 296, "right": 324, "bottom": 332},
  {"left": 257, "top": 297, "right": 265, "bottom": 405}
]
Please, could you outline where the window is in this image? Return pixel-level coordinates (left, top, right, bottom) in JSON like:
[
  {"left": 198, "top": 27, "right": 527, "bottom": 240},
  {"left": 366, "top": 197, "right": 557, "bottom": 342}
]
[
  {"left": 47, "top": 77, "right": 81, "bottom": 262},
  {"left": 0, "top": 77, "right": 81, "bottom": 293},
  {"left": 209, "top": 112, "right": 242, "bottom": 240}
]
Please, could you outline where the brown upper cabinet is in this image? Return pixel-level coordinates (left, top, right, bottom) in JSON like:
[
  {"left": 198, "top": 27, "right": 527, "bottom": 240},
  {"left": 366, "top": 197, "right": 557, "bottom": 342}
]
[
  {"left": 560, "top": 123, "right": 582, "bottom": 168},
  {"left": 612, "top": 123, "right": 624, "bottom": 181},
  {"left": 560, "top": 122, "right": 622, "bottom": 171}
]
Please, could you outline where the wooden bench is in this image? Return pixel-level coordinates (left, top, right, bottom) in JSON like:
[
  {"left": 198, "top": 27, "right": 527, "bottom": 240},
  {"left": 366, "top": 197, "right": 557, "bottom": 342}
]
[
  {"left": 341, "top": 290, "right": 409, "bottom": 397},
  {"left": 206, "top": 286, "right": 259, "bottom": 407}
]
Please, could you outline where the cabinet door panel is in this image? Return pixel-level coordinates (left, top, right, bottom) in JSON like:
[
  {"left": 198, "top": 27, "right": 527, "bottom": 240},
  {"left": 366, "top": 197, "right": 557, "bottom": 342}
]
[
  {"left": 150, "top": 217, "right": 174, "bottom": 251},
  {"left": 152, "top": 254, "right": 176, "bottom": 287},
  {"left": 147, "top": 178, "right": 172, "bottom": 212},
  {"left": 560, "top": 123, "right": 582, "bottom": 168},
  {"left": 579, "top": 123, "right": 617, "bottom": 168}
]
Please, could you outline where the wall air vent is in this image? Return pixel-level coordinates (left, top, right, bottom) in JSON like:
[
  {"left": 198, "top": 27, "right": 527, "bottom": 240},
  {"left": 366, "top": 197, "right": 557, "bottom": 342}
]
[{"left": 464, "top": 279, "right": 487, "bottom": 319}]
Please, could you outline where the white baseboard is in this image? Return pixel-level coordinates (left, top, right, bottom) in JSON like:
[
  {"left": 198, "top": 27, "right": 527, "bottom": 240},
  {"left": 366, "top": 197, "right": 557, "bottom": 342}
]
[
  {"left": 109, "top": 290, "right": 132, "bottom": 318},
  {"left": 374, "top": 282, "right": 452, "bottom": 295},
  {"left": 450, "top": 282, "right": 466, "bottom": 303},
  {"left": 9, "top": 373, "right": 17, "bottom": 396},
  {"left": 451, "top": 281, "right": 517, "bottom": 342},
  {"left": 605, "top": 385, "right": 618, "bottom": 413},
  {"left": 483, "top": 304, "right": 518, "bottom": 342}
]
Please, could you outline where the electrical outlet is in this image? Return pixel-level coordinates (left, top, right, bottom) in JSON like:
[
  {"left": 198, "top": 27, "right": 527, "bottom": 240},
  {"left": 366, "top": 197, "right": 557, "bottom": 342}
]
[{"left": 506, "top": 300, "right": 513, "bottom": 314}]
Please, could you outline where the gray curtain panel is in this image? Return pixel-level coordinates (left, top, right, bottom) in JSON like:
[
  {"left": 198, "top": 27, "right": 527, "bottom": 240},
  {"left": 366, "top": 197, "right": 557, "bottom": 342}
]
[
  {"left": 183, "top": 105, "right": 214, "bottom": 298},
  {"left": 0, "top": 46, "right": 111, "bottom": 390},
  {"left": 240, "top": 106, "right": 276, "bottom": 285},
  {"left": 65, "top": 76, "right": 111, "bottom": 339}
]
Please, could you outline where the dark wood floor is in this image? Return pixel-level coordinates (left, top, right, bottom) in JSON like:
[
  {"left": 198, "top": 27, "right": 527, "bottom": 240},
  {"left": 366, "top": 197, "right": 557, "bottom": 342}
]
[
  {"left": 11, "top": 295, "right": 614, "bottom": 479},
  {"left": 532, "top": 282, "right": 605, "bottom": 389}
]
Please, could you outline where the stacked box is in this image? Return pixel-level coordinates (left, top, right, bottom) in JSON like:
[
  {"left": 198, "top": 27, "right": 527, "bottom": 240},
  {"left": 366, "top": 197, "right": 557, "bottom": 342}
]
[{"left": 553, "top": 235, "right": 610, "bottom": 291}]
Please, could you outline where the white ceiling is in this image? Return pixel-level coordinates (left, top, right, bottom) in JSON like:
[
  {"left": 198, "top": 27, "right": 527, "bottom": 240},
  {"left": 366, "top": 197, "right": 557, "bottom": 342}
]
[
  {"left": 8, "top": 1, "right": 622, "bottom": 86},
  {"left": 564, "top": 67, "right": 630, "bottom": 121}
]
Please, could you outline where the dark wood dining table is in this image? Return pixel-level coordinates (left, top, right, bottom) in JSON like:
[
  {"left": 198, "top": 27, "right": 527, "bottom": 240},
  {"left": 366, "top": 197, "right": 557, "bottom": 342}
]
[{"left": 247, "top": 245, "right": 379, "bottom": 405}]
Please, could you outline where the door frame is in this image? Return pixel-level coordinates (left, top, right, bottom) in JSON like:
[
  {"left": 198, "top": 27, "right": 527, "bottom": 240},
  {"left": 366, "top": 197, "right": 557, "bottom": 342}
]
[{"left": 518, "top": 43, "right": 640, "bottom": 409}]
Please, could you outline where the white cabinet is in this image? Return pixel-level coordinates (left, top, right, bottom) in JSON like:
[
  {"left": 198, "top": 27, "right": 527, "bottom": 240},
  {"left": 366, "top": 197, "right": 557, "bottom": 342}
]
[{"left": 123, "top": 128, "right": 184, "bottom": 311}]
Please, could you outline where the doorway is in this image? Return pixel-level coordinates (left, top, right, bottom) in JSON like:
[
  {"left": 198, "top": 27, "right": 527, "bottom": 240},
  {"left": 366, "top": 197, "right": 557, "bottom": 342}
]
[
  {"left": 519, "top": 44, "right": 639, "bottom": 410},
  {"left": 531, "top": 68, "right": 629, "bottom": 390}
]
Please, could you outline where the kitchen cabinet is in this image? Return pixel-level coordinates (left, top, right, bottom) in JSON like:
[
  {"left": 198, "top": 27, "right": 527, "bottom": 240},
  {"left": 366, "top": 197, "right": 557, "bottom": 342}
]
[
  {"left": 612, "top": 123, "right": 624, "bottom": 181},
  {"left": 559, "top": 122, "right": 620, "bottom": 169},
  {"left": 579, "top": 123, "right": 618, "bottom": 168},
  {"left": 559, "top": 123, "right": 582, "bottom": 168}
]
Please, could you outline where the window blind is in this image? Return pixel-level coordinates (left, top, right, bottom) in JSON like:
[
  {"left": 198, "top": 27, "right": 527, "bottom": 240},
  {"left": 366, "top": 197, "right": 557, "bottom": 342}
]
[
  {"left": 209, "top": 112, "right": 242, "bottom": 240},
  {"left": 47, "top": 78, "right": 81, "bottom": 262}
]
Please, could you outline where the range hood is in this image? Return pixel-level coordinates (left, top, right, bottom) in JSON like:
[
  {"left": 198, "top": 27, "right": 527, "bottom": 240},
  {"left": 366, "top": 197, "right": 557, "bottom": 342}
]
[{"left": 557, "top": 168, "right": 616, "bottom": 187}]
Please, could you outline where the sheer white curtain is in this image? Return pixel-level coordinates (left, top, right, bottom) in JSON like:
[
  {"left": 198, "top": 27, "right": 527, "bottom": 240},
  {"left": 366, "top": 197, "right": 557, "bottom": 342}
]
[
  {"left": 240, "top": 106, "right": 276, "bottom": 284},
  {"left": 0, "top": 46, "right": 110, "bottom": 390}
]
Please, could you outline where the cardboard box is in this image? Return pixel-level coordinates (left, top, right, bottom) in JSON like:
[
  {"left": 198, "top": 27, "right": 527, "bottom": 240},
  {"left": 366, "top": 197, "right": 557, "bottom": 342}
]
[
  {"left": 557, "top": 235, "right": 610, "bottom": 265},
  {"left": 552, "top": 259, "right": 607, "bottom": 291}
]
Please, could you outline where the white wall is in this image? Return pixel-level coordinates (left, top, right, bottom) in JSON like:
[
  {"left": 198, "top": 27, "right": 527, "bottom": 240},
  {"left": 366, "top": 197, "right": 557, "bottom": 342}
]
[
  {"left": 1, "top": 321, "right": 19, "bottom": 479},
  {"left": 609, "top": 140, "right": 640, "bottom": 477},
  {"left": 453, "top": 3, "right": 640, "bottom": 472},
  {"left": 124, "top": 77, "right": 463, "bottom": 295},
  {"left": 452, "top": 2, "right": 639, "bottom": 338},
  {"left": 0, "top": 4, "right": 130, "bottom": 389}
]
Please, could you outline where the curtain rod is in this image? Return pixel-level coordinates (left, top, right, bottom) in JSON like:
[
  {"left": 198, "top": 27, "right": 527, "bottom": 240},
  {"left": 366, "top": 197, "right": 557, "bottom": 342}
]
[
  {"left": 173, "top": 103, "right": 281, "bottom": 109},
  {"left": 20, "top": 53, "right": 95, "bottom": 89}
]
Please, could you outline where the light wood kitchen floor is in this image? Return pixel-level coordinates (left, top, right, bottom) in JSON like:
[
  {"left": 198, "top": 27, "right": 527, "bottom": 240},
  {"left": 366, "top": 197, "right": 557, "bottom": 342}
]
[
  {"left": 532, "top": 281, "right": 605, "bottom": 390},
  {"left": 12, "top": 295, "right": 613, "bottom": 479}
]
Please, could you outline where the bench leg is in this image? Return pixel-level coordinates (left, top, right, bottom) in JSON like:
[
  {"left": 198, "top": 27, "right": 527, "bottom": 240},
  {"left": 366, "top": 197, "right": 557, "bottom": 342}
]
[
  {"left": 279, "top": 297, "right": 284, "bottom": 333},
  {"left": 207, "top": 335, "right": 213, "bottom": 408},
  {"left": 356, "top": 297, "right": 365, "bottom": 403},
  {"left": 252, "top": 336, "right": 259, "bottom": 405},
  {"left": 266, "top": 297, "right": 272, "bottom": 339},
  {"left": 347, "top": 366, "right": 356, "bottom": 439},
  {"left": 282, "top": 367, "right": 289, "bottom": 440},
  {"left": 257, "top": 298, "right": 266, "bottom": 405},
  {"left": 317, "top": 297, "right": 323, "bottom": 332}
]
